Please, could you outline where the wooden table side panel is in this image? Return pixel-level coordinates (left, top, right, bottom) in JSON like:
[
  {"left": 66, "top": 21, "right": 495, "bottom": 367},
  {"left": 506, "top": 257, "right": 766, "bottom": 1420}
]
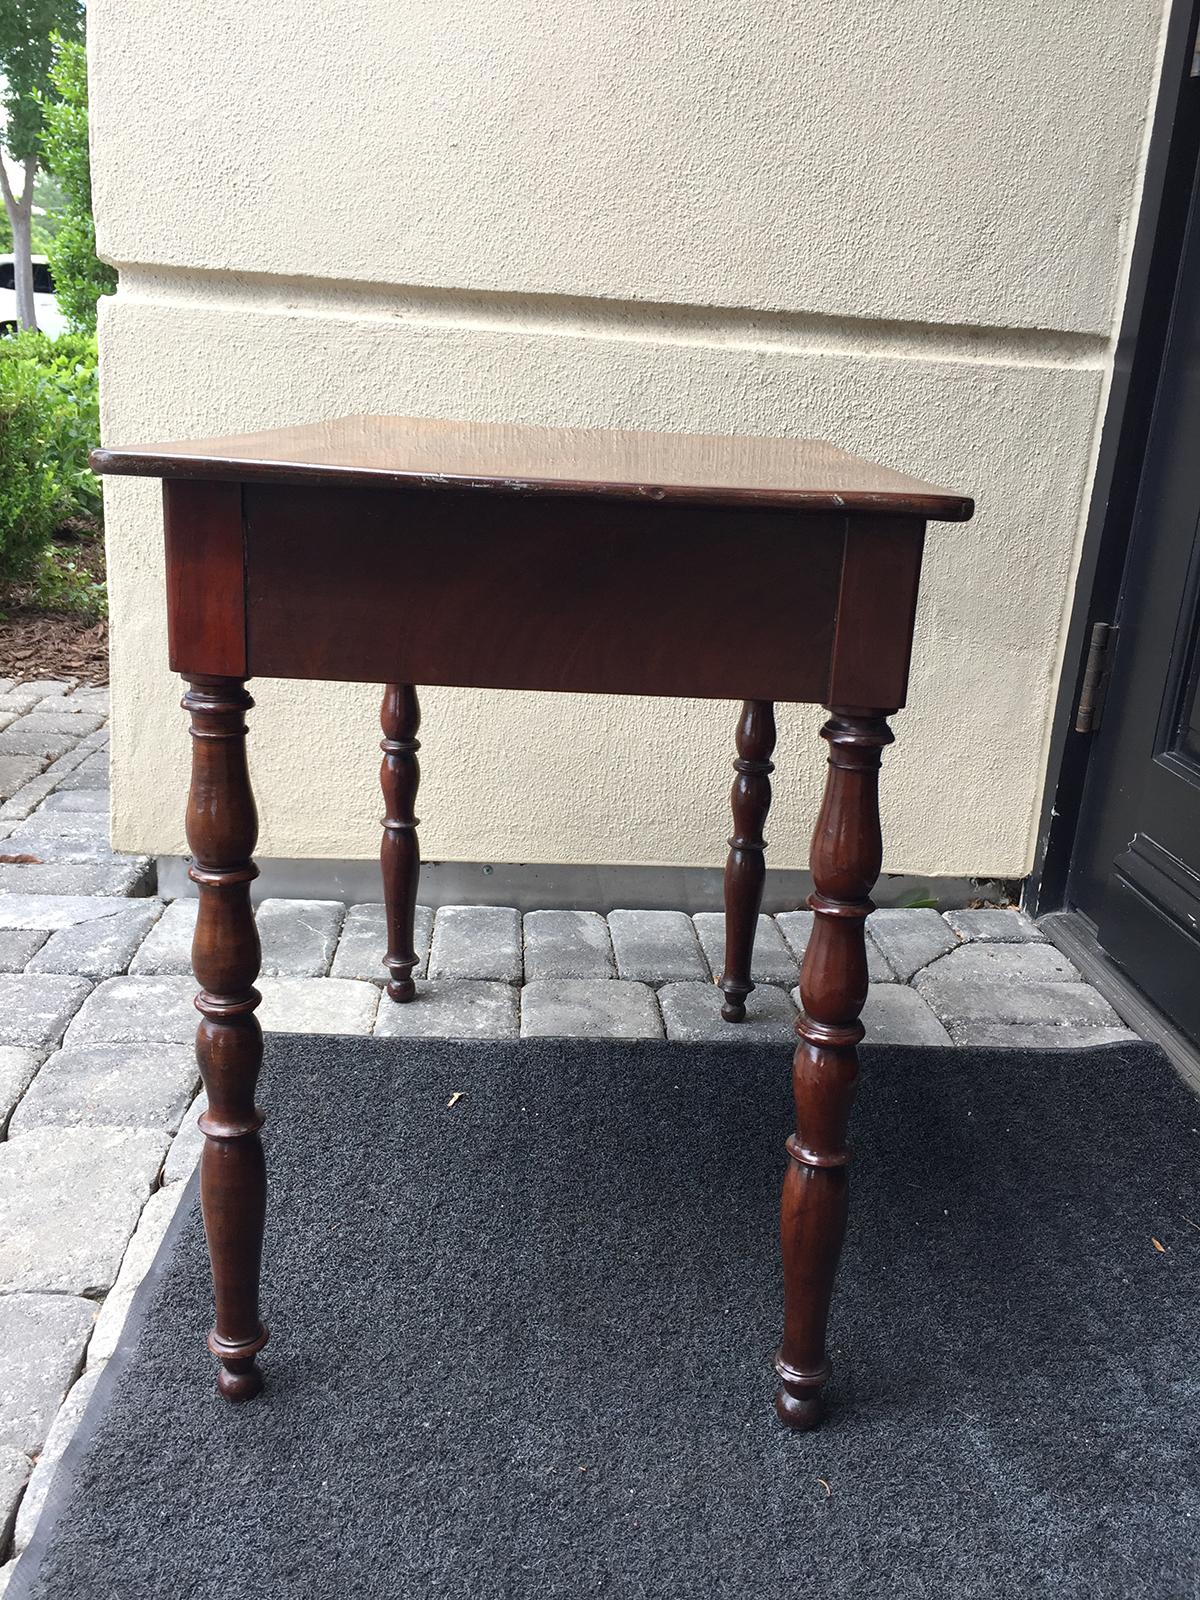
[
  {"left": 827, "top": 520, "right": 926, "bottom": 709},
  {"left": 241, "top": 486, "right": 847, "bottom": 702},
  {"left": 164, "top": 480, "right": 248, "bottom": 677}
]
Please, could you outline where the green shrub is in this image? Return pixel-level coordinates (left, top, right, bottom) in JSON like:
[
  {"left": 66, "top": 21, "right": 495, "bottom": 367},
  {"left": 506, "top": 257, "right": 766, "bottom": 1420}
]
[
  {"left": 0, "top": 329, "right": 99, "bottom": 511},
  {"left": 0, "top": 328, "right": 99, "bottom": 584},
  {"left": 39, "top": 37, "right": 115, "bottom": 334},
  {"left": 0, "top": 360, "right": 60, "bottom": 581},
  {"left": 31, "top": 540, "right": 107, "bottom": 616}
]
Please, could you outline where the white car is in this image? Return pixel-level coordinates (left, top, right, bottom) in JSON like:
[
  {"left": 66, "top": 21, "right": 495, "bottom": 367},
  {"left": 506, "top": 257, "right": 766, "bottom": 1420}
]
[{"left": 0, "top": 254, "right": 68, "bottom": 337}]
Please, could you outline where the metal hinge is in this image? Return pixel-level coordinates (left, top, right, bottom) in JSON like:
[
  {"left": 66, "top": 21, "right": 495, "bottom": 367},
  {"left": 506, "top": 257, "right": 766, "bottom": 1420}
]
[{"left": 1075, "top": 621, "right": 1118, "bottom": 733}]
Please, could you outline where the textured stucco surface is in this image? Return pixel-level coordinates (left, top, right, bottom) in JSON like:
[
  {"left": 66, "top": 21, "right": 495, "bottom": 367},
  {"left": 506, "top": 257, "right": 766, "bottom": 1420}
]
[
  {"left": 89, "top": 0, "right": 1167, "bottom": 877},
  {"left": 90, "top": 0, "right": 1159, "bottom": 336}
]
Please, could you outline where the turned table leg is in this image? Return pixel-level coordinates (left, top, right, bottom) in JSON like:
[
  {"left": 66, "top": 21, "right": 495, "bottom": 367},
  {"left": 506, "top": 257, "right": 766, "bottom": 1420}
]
[
  {"left": 380, "top": 684, "right": 421, "bottom": 1002},
  {"left": 720, "top": 699, "right": 776, "bottom": 1022},
  {"left": 183, "top": 676, "right": 269, "bottom": 1402},
  {"left": 775, "top": 706, "right": 893, "bottom": 1429}
]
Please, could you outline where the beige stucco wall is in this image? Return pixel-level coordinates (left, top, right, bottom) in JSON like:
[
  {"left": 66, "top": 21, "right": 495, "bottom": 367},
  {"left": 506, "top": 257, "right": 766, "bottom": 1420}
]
[{"left": 90, "top": 0, "right": 1167, "bottom": 876}]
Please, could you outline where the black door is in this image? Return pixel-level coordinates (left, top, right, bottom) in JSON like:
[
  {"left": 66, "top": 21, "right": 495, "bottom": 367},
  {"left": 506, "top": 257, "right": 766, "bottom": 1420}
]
[{"left": 1070, "top": 143, "right": 1200, "bottom": 1042}]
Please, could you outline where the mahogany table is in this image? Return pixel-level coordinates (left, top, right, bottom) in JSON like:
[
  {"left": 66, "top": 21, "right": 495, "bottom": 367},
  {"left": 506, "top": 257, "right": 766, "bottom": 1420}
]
[{"left": 92, "top": 416, "right": 973, "bottom": 1429}]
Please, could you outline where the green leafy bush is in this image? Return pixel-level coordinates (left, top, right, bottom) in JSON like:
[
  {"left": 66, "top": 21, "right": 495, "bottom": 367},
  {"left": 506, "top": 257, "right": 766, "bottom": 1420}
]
[
  {"left": 0, "top": 359, "right": 60, "bottom": 580},
  {"left": 31, "top": 539, "right": 106, "bottom": 616},
  {"left": 0, "top": 328, "right": 99, "bottom": 583},
  {"left": 39, "top": 37, "right": 114, "bottom": 333}
]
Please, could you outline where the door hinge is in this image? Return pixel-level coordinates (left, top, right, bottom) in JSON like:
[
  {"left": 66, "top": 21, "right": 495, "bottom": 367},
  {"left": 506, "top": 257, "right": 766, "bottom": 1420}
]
[{"left": 1075, "top": 621, "right": 1118, "bottom": 734}]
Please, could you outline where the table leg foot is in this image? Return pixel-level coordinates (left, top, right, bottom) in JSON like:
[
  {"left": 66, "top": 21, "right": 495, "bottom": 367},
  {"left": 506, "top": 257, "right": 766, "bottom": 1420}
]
[
  {"left": 217, "top": 1363, "right": 264, "bottom": 1402},
  {"left": 381, "top": 684, "right": 421, "bottom": 1001},
  {"left": 720, "top": 699, "right": 776, "bottom": 1023},
  {"left": 773, "top": 1354, "right": 830, "bottom": 1430},
  {"left": 210, "top": 1328, "right": 269, "bottom": 1401}
]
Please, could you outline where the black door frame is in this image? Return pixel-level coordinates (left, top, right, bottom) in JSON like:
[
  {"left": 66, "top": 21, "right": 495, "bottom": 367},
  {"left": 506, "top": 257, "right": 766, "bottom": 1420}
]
[{"left": 1029, "top": 0, "right": 1200, "bottom": 915}]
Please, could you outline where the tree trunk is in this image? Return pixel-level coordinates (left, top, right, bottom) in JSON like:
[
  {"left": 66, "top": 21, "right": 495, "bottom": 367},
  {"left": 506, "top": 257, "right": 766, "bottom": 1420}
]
[
  {"left": 11, "top": 205, "right": 36, "bottom": 331},
  {"left": 0, "top": 155, "right": 40, "bottom": 332}
]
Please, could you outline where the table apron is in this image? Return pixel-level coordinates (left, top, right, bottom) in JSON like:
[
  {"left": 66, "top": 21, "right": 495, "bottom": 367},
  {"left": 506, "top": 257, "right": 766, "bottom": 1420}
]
[{"left": 164, "top": 480, "right": 924, "bottom": 706}]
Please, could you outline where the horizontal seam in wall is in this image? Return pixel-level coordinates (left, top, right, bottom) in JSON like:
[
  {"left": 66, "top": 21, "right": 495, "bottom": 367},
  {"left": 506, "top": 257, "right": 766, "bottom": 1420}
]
[{"left": 107, "top": 263, "right": 1110, "bottom": 373}]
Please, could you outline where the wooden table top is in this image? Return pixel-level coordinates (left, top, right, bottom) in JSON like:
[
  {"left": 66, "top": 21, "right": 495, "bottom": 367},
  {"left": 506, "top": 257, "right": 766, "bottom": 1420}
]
[{"left": 92, "top": 414, "right": 974, "bottom": 521}]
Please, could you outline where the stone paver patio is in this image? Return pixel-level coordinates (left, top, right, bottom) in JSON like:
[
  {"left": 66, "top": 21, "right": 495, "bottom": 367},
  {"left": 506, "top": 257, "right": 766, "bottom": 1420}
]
[{"left": 0, "top": 678, "right": 1144, "bottom": 1583}]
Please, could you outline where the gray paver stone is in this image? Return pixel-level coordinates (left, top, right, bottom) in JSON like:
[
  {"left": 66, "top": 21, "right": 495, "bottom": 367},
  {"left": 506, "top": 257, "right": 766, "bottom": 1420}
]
[
  {"left": 7, "top": 1044, "right": 199, "bottom": 1136},
  {"left": 0, "top": 1447, "right": 32, "bottom": 1560},
  {"left": 922, "top": 942, "right": 1078, "bottom": 984},
  {"left": 26, "top": 900, "right": 164, "bottom": 979},
  {"left": 913, "top": 974, "right": 1124, "bottom": 1028},
  {"left": 0, "top": 1293, "right": 95, "bottom": 1453},
  {"left": 858, "top": 984, "right": 952, "bottom": 1046},
  {"left": 521, "top": 979, "right": 662, "bottom": 1039},
  {"left": 132, "top": 898, "right": 345, "bottom": 979},
  {"left": 0, "top": 1049, "right": 40, "bottom": 1129},
  {"left": 0, "top": 724, "right": 79, "bottom": 762},
  {"left": 944, "top": 1022, "right": 1141, "bottom": 1048},
  {"left": 12, "top": 682, "right": 72, "bottom": 699},
  {"left": 8, "top": 710, "right": 104, "bottom": 737},
  {"left": 330, "top": 902, "right": 433, "bottom": 983},
  {"left": 256, "top": 977, "right": 379, "bottom": 1035},
  {"left": 48, "top": 763, "right": 109, "bottom": 793},
  {"left": 32, "top": 694, "right": 89, "bottom": 712},
  {"left": 864, "top": 908, "right": 960, "bottom": 981},
  {"left": 88, "top": 1185, "right": 187, "bottom": 1366},
  {"left": 69, "top": 747, "right": 109, "bottom": 770},
  {"left": 0, "top": 975, "right": 91, "bottom": 1049},
  {"left": 127, "top": 898, "right": 195, "bottom": 974},
  {"left": 162, "top": 1094, "right": 206, "bottom": 1185},
  {"left": 37, "top": 790, "right": 109, "bottom": 814},
  {"left": 0, "top": 757, "right": 43, "bottom": 803},
  {"left": 660, "top": 981, "right": 795, "bottom": 1042},
  {"left": 942, "top": 908, "right": 1044, "bottom": 942},
  {"left": 0, "top": 862, "right": 152, "bottom": 896},
  {"left": 0, "top": 895, "right": 145, "bottom": 932},
  {"left": 607, "top": 909, "right": 708, "bottom": 983},
  {"left": 428, "top": 905, "right": 522, "bottom": 982},
  {"left": 13, "top": 1362, "right": 106, "bottom": 1554},
  {"left": 62, "top": 975, "right": 196, "bottom": 1047},
  {"left": 692, "top": 912, "right": 797, "bottom": 983},
  {"left": 255, "top": 898, "right": 345, "bottom": 977},
  {"left": 59, "top": 686, "right": 108, "bottom": 710},
  {"left": 41, "top": 738, "right": 94, "bottom": 772},
  {"left": 15, "top": 804, "right": 109, "bottom": 839},
  {"left": 0, "top": 832, "right": 136, "bottom": 866},
  {"left": 373, "top": 981, "right": 519, "bottom": 1039},
  {"left": 0, "top": 930, "right": 47, "bottom": 972},
  {"left": 523, "top": 910, "right": 614, "bottom": 979},
  {"left": 776, "top": 910, "right": 896, "bottom": 982},
  {"left": 0, "top": 1127, "right": 167, "bottom": 1294},
  {"left": 0, "top": 773, "right": 63, "bottom": 820}
]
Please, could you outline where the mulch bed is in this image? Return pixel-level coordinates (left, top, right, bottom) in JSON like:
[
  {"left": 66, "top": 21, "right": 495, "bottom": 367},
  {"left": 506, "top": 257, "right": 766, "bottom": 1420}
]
[
  {"left": 0, "top": 610, "right": 108, "bottom": 684},
  {"left": 0, "top": 528, "right": 109, "bottom": 686}
]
